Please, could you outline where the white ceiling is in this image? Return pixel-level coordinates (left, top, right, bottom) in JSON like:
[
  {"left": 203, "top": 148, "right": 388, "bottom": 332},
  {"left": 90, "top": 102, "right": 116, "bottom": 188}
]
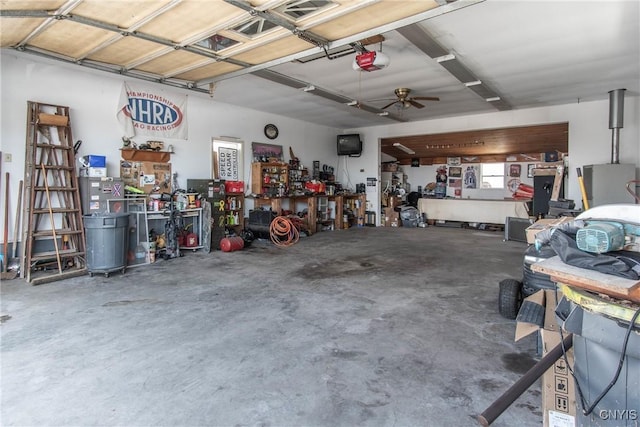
[
  {"left": 2, "top": 0, "right": 638, "bottom": 130},
  {"left": 209, "top": 0, "right": 640, "bottom": 128}
]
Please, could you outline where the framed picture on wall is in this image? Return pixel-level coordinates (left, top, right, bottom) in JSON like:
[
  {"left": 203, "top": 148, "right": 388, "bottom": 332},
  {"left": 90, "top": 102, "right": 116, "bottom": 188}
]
[
  {"left": 509, "top": 164, "right": 521, "bottom": 177},
  {"left": 527, "top": 163, "right": 535, "bottom": 178},
  {"left": 447, "top": 157, "right": 461, "bottom": 166},
  {"left": 449, "top": 166, "right": 462, "bottom": 178},
  {"left": 252, "top": 142, "right": 283, "bottom": 162}
]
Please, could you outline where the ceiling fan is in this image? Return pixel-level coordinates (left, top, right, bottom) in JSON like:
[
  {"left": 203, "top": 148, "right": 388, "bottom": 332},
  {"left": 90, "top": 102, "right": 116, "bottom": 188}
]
[{"left": 380, "top": 88, "right": 440, "bottom": 110}]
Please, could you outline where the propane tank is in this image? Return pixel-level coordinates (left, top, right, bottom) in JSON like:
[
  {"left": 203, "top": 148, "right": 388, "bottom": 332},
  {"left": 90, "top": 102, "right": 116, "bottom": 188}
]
[{"left": 220, "top": 236, "right": 244, "bottom": 252}]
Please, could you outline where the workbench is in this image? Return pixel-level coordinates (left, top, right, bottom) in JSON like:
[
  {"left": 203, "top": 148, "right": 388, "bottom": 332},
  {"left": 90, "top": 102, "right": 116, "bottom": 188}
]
[
  {"left": 254, "top": 195, "right": 318, "bottom": 233},
  {"left": 417, "top": 198, "right": 530, "bottom": 225},
  {"left": 252, "top": 193, "right": 366, "bottom": 232}
]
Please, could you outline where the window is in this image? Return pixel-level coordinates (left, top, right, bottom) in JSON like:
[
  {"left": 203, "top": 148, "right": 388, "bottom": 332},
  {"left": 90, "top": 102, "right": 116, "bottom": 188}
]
[
  {"left": 274, "top": 1, "right": 334, "bottom": 20},
  {"left": 481, "top": 163, "right": 505, "bottom": 189},
  {"left": 194, "top": 34, "right": 239, "bottom": 52},
  {"left": 231, "top": 18, "right": 279, "bottom": 38}
]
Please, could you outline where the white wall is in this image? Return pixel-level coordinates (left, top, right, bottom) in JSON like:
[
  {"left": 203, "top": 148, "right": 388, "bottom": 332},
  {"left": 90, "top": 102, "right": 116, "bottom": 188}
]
[
  {"left": 0, "top": 52, "right": 341, "bottom": 242},
  {"left": 349, "top": 97, "right": 640, "bottom": 213},
  {"left": 2, "top": 51, "right": 638, "bottom": 240}
]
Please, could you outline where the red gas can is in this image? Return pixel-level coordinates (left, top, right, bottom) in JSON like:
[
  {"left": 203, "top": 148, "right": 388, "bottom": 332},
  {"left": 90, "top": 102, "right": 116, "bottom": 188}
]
[
  {"left": 220, "top": 236, "right": 244, "bottom": 252},
  {"left": 185, "top": 233, "right": 198, "bottom": 247}
]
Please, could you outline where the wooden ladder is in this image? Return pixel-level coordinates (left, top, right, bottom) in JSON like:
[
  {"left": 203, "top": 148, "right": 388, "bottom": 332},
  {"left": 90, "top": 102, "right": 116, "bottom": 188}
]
[{"left": 21, "top": 101, "right": 87, "bottom": 284}]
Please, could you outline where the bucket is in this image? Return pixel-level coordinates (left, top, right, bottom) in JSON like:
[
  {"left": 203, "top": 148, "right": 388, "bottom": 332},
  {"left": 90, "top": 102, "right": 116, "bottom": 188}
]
[{"left": 220, "top": 236, "right": 244, "bottom": 252}]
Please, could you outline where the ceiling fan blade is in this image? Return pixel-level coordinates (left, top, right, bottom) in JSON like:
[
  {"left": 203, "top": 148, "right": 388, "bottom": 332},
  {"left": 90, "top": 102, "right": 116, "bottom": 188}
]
[
  {"left": 367, "top": 97, "right": 397, "bottom": 102},
  {"left": 409, "top": 100, "right": 425, "bottom": 109},
  {"left": 412, "top": 96, "right": 440, "bottom": 101},
  {"left": 381, "top": 100, "right": 399, "bottom": 109}
]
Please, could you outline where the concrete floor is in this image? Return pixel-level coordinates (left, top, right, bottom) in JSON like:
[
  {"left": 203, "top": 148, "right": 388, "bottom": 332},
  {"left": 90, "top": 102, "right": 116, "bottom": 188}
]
[{"left": 1, "top": 226, "right": 542, "bottom": 427}]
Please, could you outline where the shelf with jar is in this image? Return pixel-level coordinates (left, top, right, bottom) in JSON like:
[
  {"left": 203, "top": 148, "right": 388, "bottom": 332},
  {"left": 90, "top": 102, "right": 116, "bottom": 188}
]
[
  {"left": 288, "top": 166, "right": 309, "bottom": 194},
  {"left": 224, "top": 193, "right": 245, "bottom": 230},
  {"left": 251, "top": 162, "right": 289, "bottom": 197}
]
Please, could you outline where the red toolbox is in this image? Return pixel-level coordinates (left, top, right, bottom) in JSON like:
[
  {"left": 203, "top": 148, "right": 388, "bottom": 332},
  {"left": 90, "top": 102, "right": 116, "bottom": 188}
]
[{"left": 225, "top": 181, "right": 244, "bottom": 193}]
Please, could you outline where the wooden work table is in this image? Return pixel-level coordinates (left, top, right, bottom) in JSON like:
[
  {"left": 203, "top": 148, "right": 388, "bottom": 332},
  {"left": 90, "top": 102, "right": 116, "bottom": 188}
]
[
  {"left": 251, "top": 193, "right": 366, "bottom": 233},
  {"left": 532, "top": 256, "right": 640, "bottom": 303}
]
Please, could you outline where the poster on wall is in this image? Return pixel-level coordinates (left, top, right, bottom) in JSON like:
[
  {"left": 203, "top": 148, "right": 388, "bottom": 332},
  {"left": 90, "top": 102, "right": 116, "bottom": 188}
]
[
  {"left": 448, "top": 178, "right": 462, "bottom": 198},
  {"left": 218, "top": 147, "right": 239, "bottom": 180},
  {"left": 116, "top": 82, "right": 188, "bottom": 139},
  {"left": 252, "top": 142, "right": 283, "bottom": 162},
  {"left": 464, "top": 165, "right": 479, "bottom": 189}
]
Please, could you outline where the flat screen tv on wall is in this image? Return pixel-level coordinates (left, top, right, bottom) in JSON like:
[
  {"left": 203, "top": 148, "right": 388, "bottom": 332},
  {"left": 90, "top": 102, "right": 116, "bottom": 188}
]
[{"left": 337, "top": 134, "right": 362, "bottom": 156}]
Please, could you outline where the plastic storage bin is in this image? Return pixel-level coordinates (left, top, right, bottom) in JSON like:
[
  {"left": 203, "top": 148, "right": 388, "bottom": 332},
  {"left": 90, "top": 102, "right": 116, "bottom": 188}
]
[{"left": 84, "top": 213, "right": 129, "bottom": 277}]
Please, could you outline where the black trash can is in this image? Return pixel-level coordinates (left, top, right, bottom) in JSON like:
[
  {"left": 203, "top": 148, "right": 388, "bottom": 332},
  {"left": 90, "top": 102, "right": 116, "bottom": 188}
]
[{"left": 84, "top": 213, "right": 129, "bottom": 277}]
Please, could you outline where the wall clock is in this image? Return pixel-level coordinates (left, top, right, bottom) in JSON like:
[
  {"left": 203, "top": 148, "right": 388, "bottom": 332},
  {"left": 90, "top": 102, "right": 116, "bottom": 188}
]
[{"left": 264, "top": 124, "right": 279, "bottom": 140}]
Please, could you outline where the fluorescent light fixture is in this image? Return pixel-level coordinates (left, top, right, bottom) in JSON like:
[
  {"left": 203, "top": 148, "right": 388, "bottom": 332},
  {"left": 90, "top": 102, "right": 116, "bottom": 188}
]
[
  {"left": 393, "top": 142, "right": 415, "bottom": 154},
  {"left": 464, "top": 80, "right": 482, "bottom": 87},
  {"left": 486, "top": 96, "right": 501, "bottom": 102},
  {"left": 303, "top": 84, "right": 315, "bottom": 92},
  {"left": 436, "top": 53, "right": 455, "bottom": 63},
  {"left": 347, "top": 100, "right": 358, "bottom": 106},
  {"left": 378, "top": 111, "right": 389, "bottom": 116}
]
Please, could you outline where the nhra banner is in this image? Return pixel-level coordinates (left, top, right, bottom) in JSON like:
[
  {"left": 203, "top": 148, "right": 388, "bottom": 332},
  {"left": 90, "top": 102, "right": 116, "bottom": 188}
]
[{"left": 117, "top": 82, "right": 188, "bottom": 139}]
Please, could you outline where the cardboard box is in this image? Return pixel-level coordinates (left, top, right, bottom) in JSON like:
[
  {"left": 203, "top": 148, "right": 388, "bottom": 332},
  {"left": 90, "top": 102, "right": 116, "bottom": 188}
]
[
  {"left": 525, "top": 217, "right": 575, "bottom": 244},
  {"left": 120, "top": 160, "right": 171, "bottom": 195},
  {"left": 79, "top": 167, "right": 107, "bottom": 178},
  {"left": 383, "top": 207, "right": 400, "bottom": 227},
  {"left": 516, "top": 290, "right": 576, "bottom": 427}
]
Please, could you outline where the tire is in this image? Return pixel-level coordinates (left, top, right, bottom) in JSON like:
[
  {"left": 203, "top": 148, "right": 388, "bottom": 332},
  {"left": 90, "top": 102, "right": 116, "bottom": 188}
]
[{"left": 499, "top": 278, "right": 523, "bottom": 319}]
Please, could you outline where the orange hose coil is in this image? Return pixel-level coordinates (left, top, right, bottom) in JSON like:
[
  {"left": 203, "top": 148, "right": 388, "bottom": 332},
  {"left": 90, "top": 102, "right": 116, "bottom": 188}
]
[{"left": 270, "top": 216, "right": 299, "bottom": 247}]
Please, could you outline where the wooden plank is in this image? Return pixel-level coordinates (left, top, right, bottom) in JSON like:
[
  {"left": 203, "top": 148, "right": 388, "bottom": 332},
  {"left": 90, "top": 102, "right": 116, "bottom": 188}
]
[
  {"left": 532, "top": 256, "right": 640, "bottom": 303},
  {"left": 30, "top": 268, "right": 87, "bottom": 286},
  {"left": 550, "top": 165, "right": 564, "bottom": 201},
  {"left": 120, "top": 149, "right": 170, "bottom": 163}
]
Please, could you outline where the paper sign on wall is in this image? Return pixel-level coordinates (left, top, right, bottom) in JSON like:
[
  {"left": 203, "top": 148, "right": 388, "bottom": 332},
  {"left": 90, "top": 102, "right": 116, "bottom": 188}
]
[{"left": 218, "top": 147, "right": 239, "bottom": 180}]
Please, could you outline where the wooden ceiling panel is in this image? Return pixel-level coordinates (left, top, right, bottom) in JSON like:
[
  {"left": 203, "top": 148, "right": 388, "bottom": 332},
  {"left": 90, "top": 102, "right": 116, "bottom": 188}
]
[
  {"left": 310, "top": 1, "right": 439, "bottom": 40},
  {"left": 134, "top": 49, "right": 212, "bottom": 76},
  {"left": 0, "top": 17, "right": 43, "bottom": 47},
  {"left": 381, "top": 123, "right": 569, "bottom": 161},
  {"left": 0, "top": 0, "right": 66, "bottom": 10},
  {"left": 231, "top": 35, "right": 314, "bottom": 65},
  {"left": 174, "top": 61, "right": 244, "bottom": 81},
  {"left": 71, "top": 0, "right": 176, "bottom": 28},
  {"left": 85, "top": 36, "right": 164, "bottom": 66},
  {"left": 29, "top": 20, "right": 114, "bottom": 58},
  {"left": 137, "top": 0, "right": 247, "bottom": 43}
]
